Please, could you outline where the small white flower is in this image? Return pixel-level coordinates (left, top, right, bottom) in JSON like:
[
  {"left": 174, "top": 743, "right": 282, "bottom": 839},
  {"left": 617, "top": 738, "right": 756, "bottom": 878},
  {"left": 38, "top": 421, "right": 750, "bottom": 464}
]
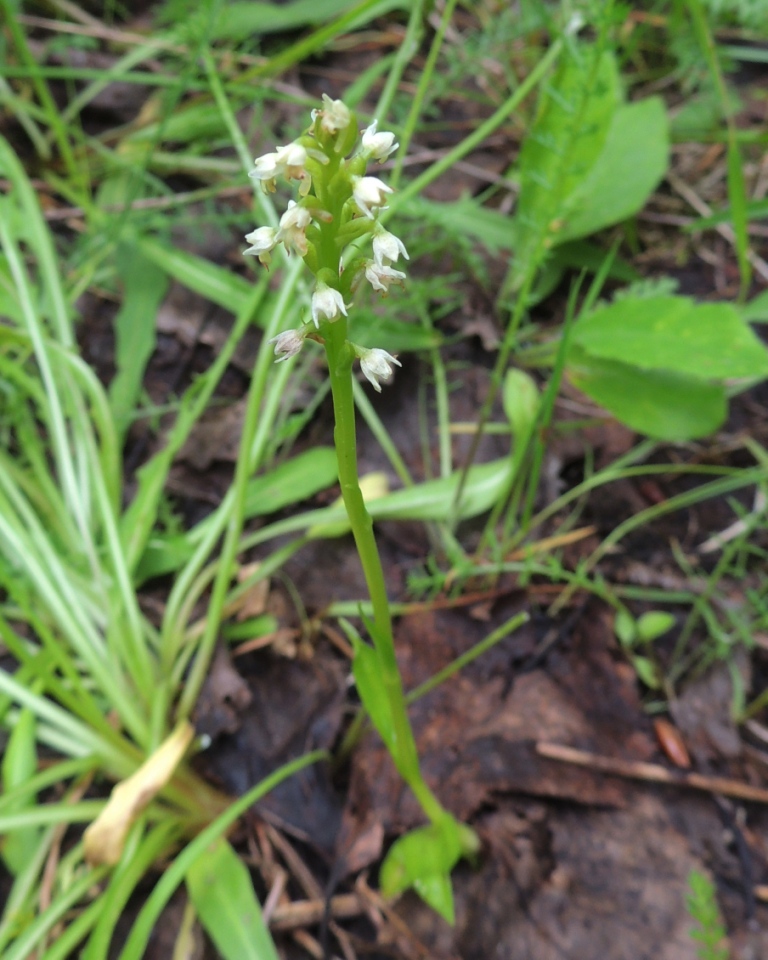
[
  {"left": 249, "top": 142, "right": 310, "bottom": 191},
  {"left": 372, "top": 227, "right": 409, "bottom": 266},
  {"left": 275, "top": 200, "right": 312, "bottom": 256},
  {"left": 311, "top": 282, "right": 348, "bottom": 327},
  {"left": 361, "top": 121, "right": 398, "bottom": 162},
  {"left": 278, "top": 142, "right": 310, "bottom": 179},
  {"left": 244, "top": 226, "right": 278, "bottom": 266},
  {"left": 268, "top": 328, "right": 305, "bottom": 362},
  {"left": 359, "top": 348, "right": 401, "bottom": 393},
  {"left": 364, "top": 260, "right": 406, "bottom": 294},
  {"left": 352, "top": 176, "right": 393, "bottom": 219},
  {"left": 311, "top": 94, "right": 351, "bottom": 134},
  {"left": 250, "top": 152, "right": 280, "bottom": 184}
]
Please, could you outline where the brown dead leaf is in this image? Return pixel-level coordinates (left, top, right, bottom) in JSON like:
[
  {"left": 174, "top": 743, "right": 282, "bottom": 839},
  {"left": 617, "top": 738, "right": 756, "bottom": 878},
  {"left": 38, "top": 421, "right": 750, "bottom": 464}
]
[
  {"left": 193, "top": 645, "right": 252, "bottom": 740},
  {"left": 670, "top": 649, "right": 750, "bottom": 766}
]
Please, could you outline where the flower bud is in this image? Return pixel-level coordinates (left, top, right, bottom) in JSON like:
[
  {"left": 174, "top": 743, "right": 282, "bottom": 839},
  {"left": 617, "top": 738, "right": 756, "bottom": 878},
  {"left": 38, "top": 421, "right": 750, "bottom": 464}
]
[
  {"left": 268, "top": 328, "right": 305, "bottom": 362},
  {"left": 276, "top": 200, "right": 312, "bottom": 256},
  {"left": 311, "top": 282, "right": 348, "bottom": 327},
  {"left": 358, "top": 347, "right": 401, "bottom": 392},
  {"left": 361, "top": 121, "right": 398, "bottom": 162},
  {"left": 352, "top": 176, "right": 393, "bottom": 219},
  {"left": 372, "top": 227, "right": 409, "bottom": 265},
  {"left": 364, "top": 260, "right": 406, "bottom": 294},
  {"left": 244, "top": 226, "right": 278, "bottom": 266},
  {"left": 311, "top": 94, "right": 351, "bottom": 134}
]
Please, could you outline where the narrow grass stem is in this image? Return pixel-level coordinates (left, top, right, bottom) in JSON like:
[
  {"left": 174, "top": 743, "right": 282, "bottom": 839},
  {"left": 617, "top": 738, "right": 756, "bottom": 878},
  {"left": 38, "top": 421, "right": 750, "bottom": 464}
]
[
  {"left": 374, "top": 0, "right": 428, "bottom": 127},
  {"left": 389, "top": 0, "right": 460, "bottom": 191},
  {"left": 385, "top": 38, "right": 564, "bottom": 219},
  {"left": 175, "top": 259, "right": 302, "bottom": 720}
]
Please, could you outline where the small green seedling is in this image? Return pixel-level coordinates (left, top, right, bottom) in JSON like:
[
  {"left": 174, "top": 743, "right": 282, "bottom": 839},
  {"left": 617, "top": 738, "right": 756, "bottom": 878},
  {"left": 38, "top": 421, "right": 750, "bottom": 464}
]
[{"left": 614, "top": 609, "right": 676, "bottom": 689}]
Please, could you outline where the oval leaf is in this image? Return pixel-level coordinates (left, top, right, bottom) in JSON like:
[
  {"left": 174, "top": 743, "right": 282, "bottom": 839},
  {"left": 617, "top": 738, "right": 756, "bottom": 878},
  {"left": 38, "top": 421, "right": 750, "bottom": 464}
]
[
  {"left": 574, "top": 295, "right": 768, "bottom": 380},
  {"left": 186, "top": 838, "right": 279, "bottom": 960},
  {"left": 568, "top": 351, "right": 726, "bottom": 441}
]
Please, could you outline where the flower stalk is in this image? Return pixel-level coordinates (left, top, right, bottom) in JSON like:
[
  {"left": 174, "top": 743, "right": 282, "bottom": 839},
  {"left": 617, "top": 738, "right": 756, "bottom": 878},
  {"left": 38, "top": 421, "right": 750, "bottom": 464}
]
[{"left": 244, "top": 98, "right": 474, "bottom": 871}]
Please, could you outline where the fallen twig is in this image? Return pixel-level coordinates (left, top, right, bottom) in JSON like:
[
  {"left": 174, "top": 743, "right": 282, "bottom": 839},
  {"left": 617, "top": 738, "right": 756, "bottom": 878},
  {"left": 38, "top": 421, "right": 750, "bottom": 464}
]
[{"left": 537, "top": 742, "right": 768, "bottom": 804}]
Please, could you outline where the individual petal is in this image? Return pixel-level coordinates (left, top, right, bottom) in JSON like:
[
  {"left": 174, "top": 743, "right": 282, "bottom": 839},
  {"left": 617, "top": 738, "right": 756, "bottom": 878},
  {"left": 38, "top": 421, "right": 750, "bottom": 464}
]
[
  {"left": 359, "top": 348, "right": 402, "bottom": 393},
  {"left": 276, "top": 200, "right": 313, "bottom": 256},
  {"left": 268, "top": 328, "right": 305, "bottom": 362},
  {"left": 364, "top": 260, "right": 406, "bottom": 294},
  {"left": 352, "top": 176, "right": 394, "bottom": 219},
  {"left": 361, "top": 120, "right": 398, "bottom": 162},
  {"left": 372, "top": 227, "right": 409, "bottom": 265},
  {"left": 311, "top": 282, "right": 348, "bottom": 327},
  {"left": 244, "top": 226, "right": 278, "bottom": 266}
]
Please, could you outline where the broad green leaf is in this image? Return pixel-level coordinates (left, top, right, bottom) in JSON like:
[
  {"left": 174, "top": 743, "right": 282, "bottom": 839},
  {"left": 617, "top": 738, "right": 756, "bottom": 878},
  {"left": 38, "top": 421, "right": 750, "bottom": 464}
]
[
  {"left": 110, "top": 245, "right": 167, "bottom": 437},
  {"left": 342, "top": 619, "right": 396, "bottom": 753},
  {"left": 568, "top": 350, "right": 726, "bottom": 441},
  {"left": 127, "top": 102, "right": 229, "bottom": 145},
  {"left": 367, "top": 459, "right": 512, "bottom": 522},
  {"left": 503, "top": 368, "right": 539, "bottom": 439},
  {"left": 214, "top": 0, "right": 408, "bottom": 38},
  {"left": 138, "top": 236, "right": 251, "bottom": 315},
  {"left": 573, "top": 295, "right": 768, "bottom": 380},
  {"left": 613, "top": 609, "right": 636, "bottom": 648},
  {"left": 413, "top": 871, "right": 455, "bottom": 925},
  {"left": 244, "top": 447, "right": 338, "bottom": 516},
  {"left": 635, "top": 611, "right": 676, "bottom": 643},
  {"left": 380, "top": 819, "right": 463, "bottom": 924},
  {"left": 742, "top": 290, "right": 768, "bottom": 322},
  {"left": 512, "top": 47, "right": 621, "bottom": 286},
  {"left": 557, "top": 97, "right": 669, "bottom": 243},
  {"left": 186, "top": 838, "right": 279, "bottom": 960},
  {"left": 632, "top": 655, "right": 660, "bottom": 690}
]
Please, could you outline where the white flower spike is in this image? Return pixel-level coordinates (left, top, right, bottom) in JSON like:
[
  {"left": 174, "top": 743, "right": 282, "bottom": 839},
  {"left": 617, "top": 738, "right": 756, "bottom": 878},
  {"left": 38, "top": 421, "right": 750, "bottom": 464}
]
[
  {"left": 361, "top": 121, "right": 398, "bottom": 162},
  {"left": 311, "top": 282, "right": 348, "bottom": 327},
  {"left": 275, "top": 200, "right": 312, "bottom": 256},
  {"left": 352, "top": 176, "right": 393, "bottom": 219},
  {"left": 372, "top": 227, "right": 409, "bottom": 266},
  {"left": 268, "top": 329, "right": 305, "bottom": 362},
  {"left": 244, "top": 226, "right": 278, "bottom": 266},
  {"left": 359, "top": 348, "right": 402, "bottom": 393},
  {"left": 364, "top": 260, "right": 406, "bottom": 294}
]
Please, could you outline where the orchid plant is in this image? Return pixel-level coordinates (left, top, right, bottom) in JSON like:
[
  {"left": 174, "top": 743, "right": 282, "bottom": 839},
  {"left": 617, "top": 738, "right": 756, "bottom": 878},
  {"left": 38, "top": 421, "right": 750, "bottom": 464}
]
[{"left": 244, "top": 96, "right": 478, "bottom": 919}]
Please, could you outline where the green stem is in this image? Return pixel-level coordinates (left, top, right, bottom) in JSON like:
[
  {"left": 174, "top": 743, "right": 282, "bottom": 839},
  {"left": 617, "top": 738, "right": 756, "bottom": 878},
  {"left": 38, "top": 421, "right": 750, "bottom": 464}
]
[{"left": 323, "top": 321, "right": 445, "bottom": 825}]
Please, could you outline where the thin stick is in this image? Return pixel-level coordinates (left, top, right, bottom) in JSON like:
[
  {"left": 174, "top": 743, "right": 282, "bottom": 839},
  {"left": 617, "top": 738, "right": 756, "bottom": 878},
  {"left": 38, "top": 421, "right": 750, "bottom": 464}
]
[{"left": 537, "top": 742, "right": 768, "bottom": 804}]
